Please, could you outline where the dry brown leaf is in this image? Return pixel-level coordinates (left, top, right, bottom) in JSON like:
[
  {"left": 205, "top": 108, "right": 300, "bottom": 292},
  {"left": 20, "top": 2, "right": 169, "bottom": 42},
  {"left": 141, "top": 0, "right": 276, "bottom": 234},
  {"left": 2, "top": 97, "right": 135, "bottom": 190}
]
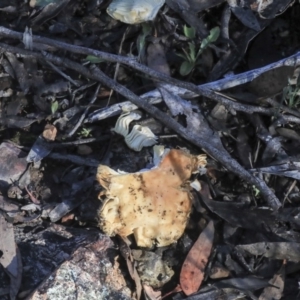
[
  {"left": 97, "top": 149, "right": 206, "bottom": 247},
  {"left": 42, "top": 124, "right": 57, "bottom": 141},
  {"left": 143, "top": 284, "right": 162, "bottom": 300},
  {"left": 180, "top": 220, "right": 215, "bottom": 296},
  {"left": 119, "top": 236, "right": 142, "bottom": 300},
  {"left": 258, "top": 262, "right": 285, "bottom": 300}
]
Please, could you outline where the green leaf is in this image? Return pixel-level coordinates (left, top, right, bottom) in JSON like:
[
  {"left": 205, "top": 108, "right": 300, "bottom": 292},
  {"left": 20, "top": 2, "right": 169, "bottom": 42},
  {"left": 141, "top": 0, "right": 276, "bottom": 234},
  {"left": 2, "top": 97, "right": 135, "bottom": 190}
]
[
  {"left": 180, "top": 61, "right": 194, "bottom": 76},
  {"left": 188, "top": 42, "right": 196, "bottom": 62},
  {"left": 84, "top": 55, "right": 105, "bottom": 63},
  {"left": 51, "top": 101, "right": 59, "bottom": 114},
  {"left": 137, "top": 23, "right": 152, "bottom": 61},
  {"left": 200, "top": 26, "right": 220, "bottom": 50},
  {"left": 183, "top": 25, "right": 196, "bottom": 39},
  {"left": 208, "top": 27, "right": 220, "bottom": 43},
  {"left": 176, "top": 52, "right": 189, "bottom": 60}
]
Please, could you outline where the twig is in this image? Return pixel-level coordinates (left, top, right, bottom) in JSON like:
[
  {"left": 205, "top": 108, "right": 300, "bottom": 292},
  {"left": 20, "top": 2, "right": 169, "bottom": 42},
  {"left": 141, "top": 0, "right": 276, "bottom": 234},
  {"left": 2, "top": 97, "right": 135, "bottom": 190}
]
[
  {"left": 52, "top": 136, "right": 110, "bottom": 147},
  {"left": 89, "top": 65, "right": 281, "bottom": 209},
  {"left": 107, "top": 27, "right": 129, "bottom": 107},
  {"left": 67, "top": 83, "right": 101, "bottom": 137},
  {"left": 0, "top": 26, "right": 299, "bottom": 111},
  {"left": 48, "top": 152, "right": 101, "bottom": 167},
  {"left": 265, "top": 98, "right": 300, "bottom": 118},
  {"left": 24, "top": 186, "right": 40, "bottom": 204},
  {"left": 0, "top": 42, "right": 281, "bottom": 208},
  {"left": 45, "top": 60, "right": 80, "bottom": 87}
]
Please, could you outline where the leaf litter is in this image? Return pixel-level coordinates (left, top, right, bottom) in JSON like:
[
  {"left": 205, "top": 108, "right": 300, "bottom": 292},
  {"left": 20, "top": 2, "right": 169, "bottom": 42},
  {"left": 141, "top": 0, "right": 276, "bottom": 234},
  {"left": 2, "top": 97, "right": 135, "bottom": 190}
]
[{"left": 0, "top": 0, "right": 300, "bottom": 299}]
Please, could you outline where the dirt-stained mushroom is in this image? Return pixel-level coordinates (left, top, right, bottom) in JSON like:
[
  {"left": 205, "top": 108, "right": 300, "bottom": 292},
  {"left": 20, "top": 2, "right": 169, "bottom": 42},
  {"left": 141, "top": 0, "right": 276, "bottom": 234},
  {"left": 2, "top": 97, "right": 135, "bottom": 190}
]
[
  {"left": 112, "top": 110, "right": 157, "bottom": 151},
  {"left": 124, "top": 124, "right": 157, "bottom": 151},
  {"left": 97, "top": 149, "right": 207, "bottom": 247},
  {"left": 107, "top": 0, "right": 165, "bottom": 24},
  {"left": 112, "top": 110, "right": 142, "bottom": 137}
]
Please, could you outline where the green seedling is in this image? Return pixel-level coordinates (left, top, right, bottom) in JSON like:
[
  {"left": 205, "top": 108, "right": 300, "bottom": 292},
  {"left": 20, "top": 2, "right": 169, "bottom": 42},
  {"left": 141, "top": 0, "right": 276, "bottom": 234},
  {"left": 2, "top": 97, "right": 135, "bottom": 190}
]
[
  {"left": 137, "top": 23, "right": 152, "bottom": 61},
  {"left": 252, "top": 185, "right": 260, "bottom": 197},
  {"left": 283, "top": 73, "right": 300, "bottom": 108},
  {"left": 178, "top": 26, "right": 220, "bottom": 76},
  {"left": 51, "top": 101, "right": 59, "bottom": 114},
  {"left": 78, "top": 127, "right": 93, "bottom": 138},
  {"left": 84, "top": 55, "right": 105, "bottom": 64}
]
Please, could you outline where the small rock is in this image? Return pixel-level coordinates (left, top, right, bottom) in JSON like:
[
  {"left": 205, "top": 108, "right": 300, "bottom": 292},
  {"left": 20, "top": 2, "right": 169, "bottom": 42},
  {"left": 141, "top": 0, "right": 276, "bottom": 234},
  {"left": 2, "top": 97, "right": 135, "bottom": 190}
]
[
  {"left": 30, "top": 237, "right": 133, "bottom": 300},
  {"left": 77, "top": 145, "right": 93, "bottom": 155}
]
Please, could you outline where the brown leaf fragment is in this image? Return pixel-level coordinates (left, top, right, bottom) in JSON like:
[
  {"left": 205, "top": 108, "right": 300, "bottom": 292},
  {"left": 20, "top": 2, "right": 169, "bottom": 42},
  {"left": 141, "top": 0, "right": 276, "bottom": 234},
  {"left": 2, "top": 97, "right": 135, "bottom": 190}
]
[
  {"left": 119, "top": 236, "right": 142, "bottom": 300},
  {"left": 213, "top": 276, "right": 272, "bottom": 293},
  {"left": 259, "top": 262, "right": 285, "bottom": 300},
  {"left": 236, "top": 242, "right": 300, "bottom": 262},
  {"left": 143, "top": 284, "right": 161, "bottom": 300},
  {"left": 42, "top": 124, "right": 57, "bottom": 141},
  {"left": 209, "top": 262, "right": 230, "bottom": 279},
  {"left": 180, "top": 220, "right": 215, "bottom": 295},
  {"left": 198, "top": 183, "right": 280, "bottom": 232}
]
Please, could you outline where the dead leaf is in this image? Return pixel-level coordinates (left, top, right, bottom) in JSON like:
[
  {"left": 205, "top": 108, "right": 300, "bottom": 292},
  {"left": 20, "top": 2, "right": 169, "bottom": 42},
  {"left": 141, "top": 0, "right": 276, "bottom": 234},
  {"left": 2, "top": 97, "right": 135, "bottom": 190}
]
[
  {"left": 180, "top": 220, "right": 215, "bottom": 295},
  {"left": 143, "top": 284, "right": 161, "bottom": 300},
  {"left": 237, "top": 242, "right": 300, "bottom": 262},
  {"left": 118, "top": 236, "right": 142, "bottom": 300},
  {"left": 214, "top": 276, "right": 273, "bottom": 291},
  {"left": 42, "top": 124, "right": 57, "bottom": 141},
  {"left": 230, "top": 6, "right": 260, "bottom": 31},
  {"left": 259, "top": 262, "right": 285, "bottom": 300}
]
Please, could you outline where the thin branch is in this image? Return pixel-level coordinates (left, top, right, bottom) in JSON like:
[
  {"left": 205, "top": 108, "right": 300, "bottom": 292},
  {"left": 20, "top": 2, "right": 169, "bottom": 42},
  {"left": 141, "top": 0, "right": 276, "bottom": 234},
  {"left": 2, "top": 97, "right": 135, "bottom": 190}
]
[
  {"left": 0, "top": 42, "right": 281, "bottom": 208},
  {"left": 0, "top": 26, "right": 300, "bottom": 112},
  {"left": 67, "top": 83, "right": 101, "bottom": 137}
]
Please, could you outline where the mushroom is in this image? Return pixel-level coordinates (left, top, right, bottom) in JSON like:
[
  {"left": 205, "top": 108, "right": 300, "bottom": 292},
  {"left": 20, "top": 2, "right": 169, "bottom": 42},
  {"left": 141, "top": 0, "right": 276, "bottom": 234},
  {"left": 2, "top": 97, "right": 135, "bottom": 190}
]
[
  {"left": 97, "top": 149, "right": 207, "bottom": 247},
  {"left": 112, "top": 110, "right": 157, "bottom": 151},
  {"left": 107, "top": 0, "right": 165, "bottom": 24}
]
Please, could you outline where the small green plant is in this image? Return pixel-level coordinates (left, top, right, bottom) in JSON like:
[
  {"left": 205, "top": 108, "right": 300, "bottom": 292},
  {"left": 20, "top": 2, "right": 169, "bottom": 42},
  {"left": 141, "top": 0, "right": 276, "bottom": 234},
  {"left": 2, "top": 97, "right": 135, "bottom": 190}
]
[
  {"left": 178, "top": 26, "right": 220, "bottom": 76},
  {"left": 137, "top": 23, "right": 152, "bottom": 61},
  {"left": 252, "top": 185, "right": 260, "bottom": 197},
  {"left": 283, "top": 70, "right": 300, "bottom": 108},
  {"left": 78, "top": 127, "right": 93, "bottom": 138},
  {"left": 84, "top": 55, "right": 105, "bottom": 63},
  {"left": 51, "top": 101, "right": 59, "bottom": 114}
]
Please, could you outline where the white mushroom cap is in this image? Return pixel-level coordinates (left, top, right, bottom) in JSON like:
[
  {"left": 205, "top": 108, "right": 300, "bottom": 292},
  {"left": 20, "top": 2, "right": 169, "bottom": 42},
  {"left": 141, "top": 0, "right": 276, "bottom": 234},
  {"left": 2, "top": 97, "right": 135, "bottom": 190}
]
[{"left": 107, "top": 0, "right": 165, "bottom": 24}]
